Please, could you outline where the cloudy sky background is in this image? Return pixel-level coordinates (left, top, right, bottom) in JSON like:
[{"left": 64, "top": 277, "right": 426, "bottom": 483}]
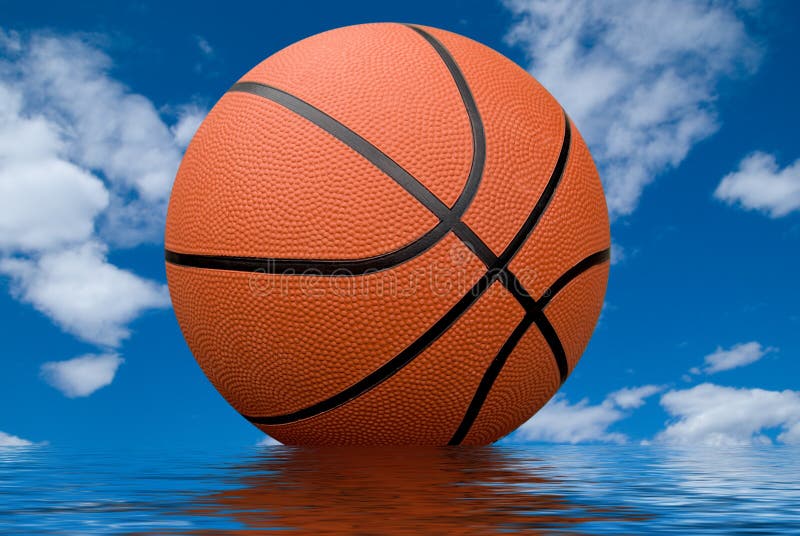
[{"left": 1, "top": 0, "right": 798, "bottom": 448}]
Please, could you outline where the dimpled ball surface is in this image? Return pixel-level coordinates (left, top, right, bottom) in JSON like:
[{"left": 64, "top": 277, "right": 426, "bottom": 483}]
[{"left": 165, "top": 23, "right": 610, "bottom": 446}]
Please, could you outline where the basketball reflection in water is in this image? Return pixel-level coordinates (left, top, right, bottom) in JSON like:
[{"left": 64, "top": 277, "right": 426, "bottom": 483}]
[{"left": 175, "top": 446, "right": 646, "bottom": 534}]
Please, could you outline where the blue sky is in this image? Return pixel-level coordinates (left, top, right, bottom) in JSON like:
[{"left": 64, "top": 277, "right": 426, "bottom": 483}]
[{"left": 0, "top": 0, "right": 798, "bottom": 449}]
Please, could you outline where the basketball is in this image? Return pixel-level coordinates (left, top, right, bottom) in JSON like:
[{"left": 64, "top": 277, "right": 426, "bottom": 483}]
[{"left": 165, "top": 23, "right": 610, "bottom": 446}]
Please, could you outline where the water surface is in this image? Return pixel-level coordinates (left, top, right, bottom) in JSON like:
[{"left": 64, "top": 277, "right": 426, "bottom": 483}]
[{"left": 1, "top": 444, "right": 798, "bottom": 534}]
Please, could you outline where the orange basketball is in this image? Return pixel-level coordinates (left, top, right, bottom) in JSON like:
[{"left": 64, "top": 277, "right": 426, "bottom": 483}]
[{"left": 165, "top": 23, "right": 610, "bottom": 446}]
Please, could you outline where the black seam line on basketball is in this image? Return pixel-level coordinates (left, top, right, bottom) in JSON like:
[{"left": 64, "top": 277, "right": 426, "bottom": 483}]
[
  {"left": 499, "top": 270, "right": 538, "bottom": 310},
  {"left": 448, "top": 313, "right": 535, "bottom": 445},
  {"left": 538, "top": 248, "right": 611, "bottom": 309},
  {"left": 404, "top": 24, "right": 486, "bottom": 215},
  {"left": 448, "top": 249, "right": 611, "bottom": 445},
  {"left": 530, "top": 310, "right": 568, "bottom": 383},
  {"left": 166, "top": 39, "right": 486, "bottom": 277},
  {"left": 164, "top": 220, "right": 451, "bottom": 276},
  {"left": 242, "top": 112, "right": 571, "bottom": 427},
  {"left": 452, "top": 222, "right": 498, "bottom": 266}
]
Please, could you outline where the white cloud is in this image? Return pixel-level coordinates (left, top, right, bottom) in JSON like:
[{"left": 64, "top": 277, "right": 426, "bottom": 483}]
[
  {"left": 515, "top": 395, "right": 627, "bottom": 443},
  {"left": 610, "top": 241, "right": 625, "bottom": 265},
  {"left": 698, "top": 341, "right": 775, "bottom": 375},
  {"left": 511, "top": 385, "right": 662, "bottom": 443},
  {"left": 0, "top": 431, "right": 32, "bottom": 447},
  {"left": 715, "top": 152, "right": 800, "bottom": 217},
  {"left": 195, "top": 36, "right": 214, "bottom": 57},
  {"left": 0, "top": 242, "right": 169, "bottom": 347},
  {"left": 0, "top": 159, "right": 108, "bottom": 252},
  {"left": 40, "top": 352, "right": 123, "bottom": 398},
  {"left": 608, "top": 385, "right": 663, "bottom": 409},
  {"left": 171, "top": 106, "right": 206, "bottom": 149},
  {"left": 779, "top": 421, "right": 800, "bottom": 444},
  {"left": 0, "top": 28, "right": 187, "bottom": 355},
  {"left": 0, "top": 83, "right": 109, "bottom": 252},
  {"left": 0, "top": 28, "right": 20, "bottom": 53},
  {"left": 656, "top": 383, "right": 800, "bottom": 446},
  {"left": 503, "top": 0, "right": 760, "bottom": 217}
]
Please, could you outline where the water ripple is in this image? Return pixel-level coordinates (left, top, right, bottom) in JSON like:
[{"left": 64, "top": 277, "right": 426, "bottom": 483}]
[{"left": 0, "top": 444, "right": 797, "bottom": 534}]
